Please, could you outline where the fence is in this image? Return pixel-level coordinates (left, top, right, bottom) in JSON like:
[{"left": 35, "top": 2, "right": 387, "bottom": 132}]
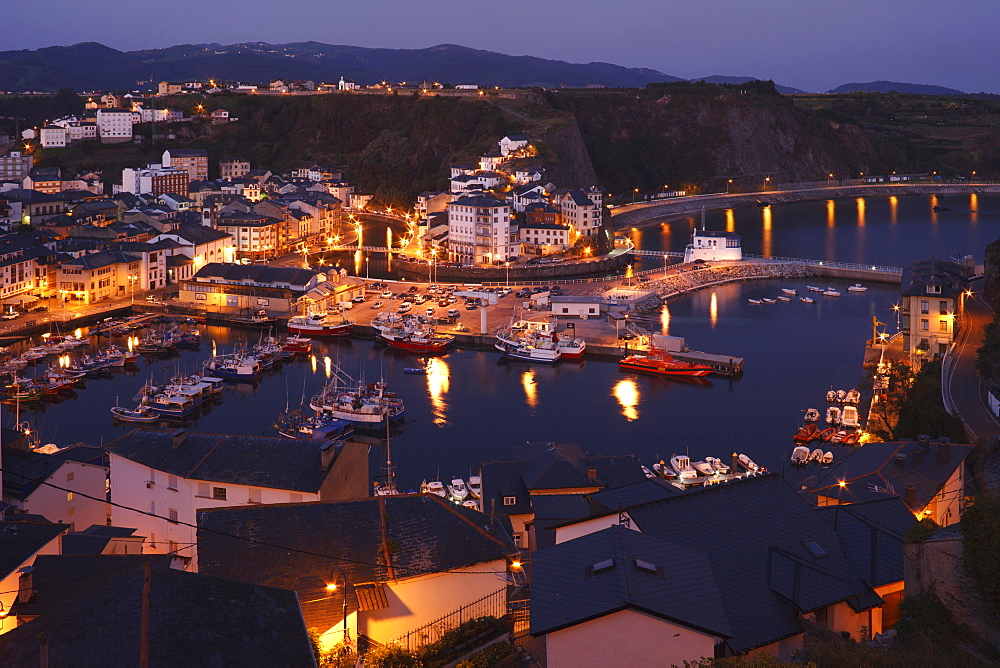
[{"left": 389, "top": 587, "right": 508, "bottom": 652}]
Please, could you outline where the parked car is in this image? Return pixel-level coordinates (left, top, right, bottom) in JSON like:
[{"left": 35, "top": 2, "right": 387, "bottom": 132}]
[
  {"left": 447, "top": 309, "right": 460, "bottom": 318},
  {"left": 352, "top": 296, "right": 366, "bottom": 303},
  {"left": 29, "top": 305, "right": 48, "bottom": 312},
  {"left": 424, "top": 307, "right": 435, "bottom": 316},
  {"left": 145, "top": 295, "right": 158, "bottom": 302},
  {"left": 372, "top": 301, "right": 384, "bottom": 309},
  {"left": 1, "top": 312, "right": 18, "bottom": 320},
  {"left": 381, "top": 291, "right": 393, "bottom": 299},
  {"left": 408, "top": 285, "right": 419, "bottom": 292},
  {"left": 398, "top": 302, "right": 413, "bottom": 313},
  {"left": 464, "top": 302, "right": 478, "bottom": 310}
]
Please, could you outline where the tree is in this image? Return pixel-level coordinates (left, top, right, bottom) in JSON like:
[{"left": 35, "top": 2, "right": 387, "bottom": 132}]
[{"left": 864, "top": 360, "right": 913, "bottom": 441}]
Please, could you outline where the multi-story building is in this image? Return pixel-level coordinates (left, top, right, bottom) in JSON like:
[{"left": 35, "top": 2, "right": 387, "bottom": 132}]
[
  {"left": 121, "top": 165, "right": 190, "bottom": 197},
  {"left": 899, "top": 258, "right": 970, "bottom": 364},
  {"left": 220, "top": 158, "right": 250, "bottom": 180},
  {"left": 214, "top": 210, "right": 284, "bottom": 261},
  {"left": 95, "top": 109, "right": 133, "bottom": 143},
  {"left": 162, "top": 149, "right": 208, "bottom": 182},
  {"left": 56, "top": 250, "right": 142, "bottom": 304},
  {"left": 39, "top": 126, "right": 67, "bottom": 148},
  {"left": 157, "top": 81, "right": 183, "bottom": 96},
  {"left": 557, "top": 188, "right": 604, "bottom": 238},
  {"left": 447, "top": 195, "right": 516, "bottom": 265},
  {"left": 520, "top": 222, "right": 570, "bottom": 255},
  {"left": 22, "top": 168, "right": 62, "bottom": 194},
  {"left": 152, "top": 225, "right": 234, "bottom": 276},
  {"left": 0, "top": 151, "right": 33, "bottom": 181}
]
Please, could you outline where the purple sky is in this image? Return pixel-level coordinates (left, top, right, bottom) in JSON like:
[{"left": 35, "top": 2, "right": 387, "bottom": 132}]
[{"left": 8, "top": 0, "right": 1000, "bottom": 93}]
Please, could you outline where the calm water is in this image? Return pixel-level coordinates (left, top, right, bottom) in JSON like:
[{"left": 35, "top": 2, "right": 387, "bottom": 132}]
[{"left": 11, "top": 195, "right": 998, "bottom": 488}]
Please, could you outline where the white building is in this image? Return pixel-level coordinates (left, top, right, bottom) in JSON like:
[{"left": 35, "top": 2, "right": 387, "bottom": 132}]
[
  {"left": 557, "top": 189, "right": 604, "bottom": 238},
  {"left": 682, "top": 230, "right": 743, "bottom": 263},
  {"left": 106, "top": 429, "right": 369, "bottom": 569},
  {"left": 39, "top": 126, "right": 67, "bottom": 148},
  {"left": 499, "top": 134, "right": 530, "bottom": 157},
  {"left": 447, "top": 195, "right": 516, "bottom": 265},
  {"left": 96, "top": 109, "right": 134, "bottom": 143},
  {"left": 0, "top": 151, "right": 33, "bottom": 181},
  {"left": 2, "top": 445, "right": 109, "bottom": 530}
]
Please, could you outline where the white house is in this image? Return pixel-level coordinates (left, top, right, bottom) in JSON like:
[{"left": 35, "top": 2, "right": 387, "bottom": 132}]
[
  {"left": 2, "top": 444, "right": 108, "bottom": 530},
  {"left": 95, "top": 109, "right": 134, "bottom": 143},
  {"left": 39, "top": 126, "right": 67, "bottom": 148},
  {"left": 682, "top": 230, "right": 743, "bottom": 263},
  {"left": 151, "top": 225, "right": 234, "bottom": 275},
  {"left": 499, "top": 134, "right": 530, "bottom": 157},
  {"left": 106, "top": 429, "right": 369, "bottom": 570},
  {"left": 557, "top": 189, "right": 603, "bottom": 238},
  {"left": 447, "top": 195, "right": 516, "bottom": 265},
  {"left": 514, "top": 166, "right": 544, "bottom": 184}
]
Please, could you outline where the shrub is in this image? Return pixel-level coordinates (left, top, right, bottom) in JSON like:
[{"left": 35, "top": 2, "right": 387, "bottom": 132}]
[
  {"left": 962, "top": 494, "right": 1000, "bottom": 617},
  {"left": 904, "top": 518, "right": 940, "bottom": 543},
  {"left": 455, "top": 642, "right": 517, "bottom": 668}
]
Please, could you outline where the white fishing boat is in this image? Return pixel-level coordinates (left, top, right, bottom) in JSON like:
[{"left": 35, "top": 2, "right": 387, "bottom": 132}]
[
  {"left": 309, "top": 366, "right": 405, "bottom": 429},
  {"left": 847, "top": 283, "right": 868, "bottom": 292},
  {"left": 420, "top": 480, "right": 447, "bottom": 497},
  {"left": 821, "top": 451, "right": 834, "bottom": 465},
  {"left": 781, "top": 288, "right": 798, "bottom": 296},
  {"left": 467, "top": 475, "right": 482, "bottom": 499},
  {"left": 747, "top": 299, "right": 763, "bottom": 305},
  {"left": 826, "top": 406, "right": 841, "bottom": 425},
  {"left": 791, "top": 446, "right": 811, "bottom": 464},
  {"left": 777, "top": 296, "right": 792, "bottom": 302},
  {"left": 804, "top": 407, "right": 820, "bottom": 422},
  {"left": 761, "top": 298, "right": 777, "bottom": 304},
  {"left": 823, "top": 288, "right": 841, "bottom": 297},
  {"left": 841, "top": 405, "right": 860, "bottom": 428},
  {"left": 670, "top": 454, "right": 698, "bottom": 480},
  {"left": 807, "top": 285, "right": 824, "bottom": 292},
  {"left": 738, "top": 453, "right": 761, "bottom": 472},
  {"left": 705, "top": 456, "right": 730, "bottom": 474},
  {"left": 845, "top": 388, "right": 861, "bottom": 404},
  {"left": 448, "top": 478, "right": 469, "bottom": 501},
  {"left": 691, "top": 460, "right": 716, "bottom": 476},
  {"left": 800, "top": 297, "right": 815, "bottom": 304}
]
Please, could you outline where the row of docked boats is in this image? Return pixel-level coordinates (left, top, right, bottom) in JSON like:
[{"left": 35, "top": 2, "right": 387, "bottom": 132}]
[
  {"left": 493, "top": 316, "right": 586, "bottom": 363},
  {"left": 372, "top": 312, "right": 455, "bottom": 354},
  {"left": 790, "top": 445, "right": 834, "bottom": 466},
  {"left": 792, "top": 422, "right": 860, "bottom": 446},
  {"left": 825, "top": 388, "right": 862, "bottom": 405},
  {"left": 308, "top": 366, "right": 405, "bottom": 431},
  {"left": 200, "top": 334, "right": 314, "bottom": 381},
  {"left": 111, "top": 373, "right": 225, "bottom": 422},
  {"left": 419, "top": 476, "right": 482, "bottom": 508},
  {"left": 645, "top": 453, "right": 764, "bottom": 482}
]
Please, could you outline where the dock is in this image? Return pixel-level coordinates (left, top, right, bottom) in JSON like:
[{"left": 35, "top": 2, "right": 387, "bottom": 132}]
[{"left": 672, "top": 350, "right": 744, "bottom": 376}]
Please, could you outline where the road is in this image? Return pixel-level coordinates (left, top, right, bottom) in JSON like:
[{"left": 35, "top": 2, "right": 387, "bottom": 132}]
[{"left": 943, "top": 284, "right": 1000, "bottom": 444}]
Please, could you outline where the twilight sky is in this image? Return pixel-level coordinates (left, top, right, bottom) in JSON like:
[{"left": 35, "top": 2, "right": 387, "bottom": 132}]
[{"left": 8, "top": 0, "right": 1000, "bottom": 93}]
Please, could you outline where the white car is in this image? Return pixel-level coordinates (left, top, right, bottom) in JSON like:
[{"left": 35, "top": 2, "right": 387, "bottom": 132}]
[
  {"left": 1, "top": 312, "right": 17, "bottom": 320},
  {"left": 372, "top": 301, "right": 384, "bottom": 309},
  {"left": 424, "top": 307, "right": 435, "bottom": 316},
  {"left": 381, "top": 291, "right": 393, "bottom": 299},
  {"left": 397, "top": 302, "right": 413, "bottom": 313}
]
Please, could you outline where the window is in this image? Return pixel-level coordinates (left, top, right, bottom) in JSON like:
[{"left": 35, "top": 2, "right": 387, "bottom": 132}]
[
  {"left": 939, "top": 300, "right": 948, "bottom": 315},
  {"left": 939, "top": 320, "right": 949, "bottom": 332},
  {"left": 920, "top": 319, "right": 929, "bottom": 331},
  {"left": 168, "top": 508, "right": 178, "bottom": 523},
  {"left": 197, "top": 482, "right": 210, "bottom": 497},
  {"left": 503, "top": 496, "right": 517, "bottom": 506},
  {"left": 169, "top": 540, "right": 178, "bottom": 553},
  {"left": 513, "top": 533, "right": 522, "bottom": 547},
  {"left": 802, "top": 539, "right": 830, "bottom": 559},
  {"left": 66, "top": 471, "right": 74, "bottom": 481},
  {"left": 927, "top": 285, "right": 941, "bottom": 294},
  {"left": 167, "top": 475, "right": 178, "bottom": 491},
  {"left": 920, "top": 300, "right": 929, "bottom": 314},
  {"left": 66, "top": 492, "right": 74, "bottom": 502}
]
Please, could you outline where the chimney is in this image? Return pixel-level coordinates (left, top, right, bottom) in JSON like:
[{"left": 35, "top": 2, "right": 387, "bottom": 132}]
[
  {"left": 937, "top": 439, "right": 951, "bottom": 463},
  {"left": 904, "top": 485, "right": 917, "bottom": 509},
  {"left": 170, "top": 429, "right": 186, "bottom": 451},
  {"left": 587, "top": 466, "right": 597, "bottom": 481},
  {"left": 894, "top": 453, "right": 907, "bottom": 467},
  {"left": 320, "top": 441, "right": 337, "bottom": 470}
]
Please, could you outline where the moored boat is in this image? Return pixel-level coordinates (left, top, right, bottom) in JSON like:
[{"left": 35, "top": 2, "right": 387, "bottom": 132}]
[
  {"left": 111, "top": 404, "right": 160, "bottom": 423},
  {"left": 781, "top": 288, "right": 798, "bottom": 296},
  {"left": 670, "top": 454, "right": 698, "bottom": 480},
  {"left": 822, "top": 288, "right": 841, "bottom": 297},
  {"left": 841, "top": 405, "right": 860, "bottom": 428},
  {"left": 447, "top": 478, "right": 469, "bottom": 501},
  {"left": 287, "top": 312, "right": 354, "bottom": 338},
  {"left": 842, "top": 432, "right": 861, "bottom": 445},
  {"left": 619, "top": 347, "right": 713, "bottom": 377},
  {"left": 807, "top": 285, "right": 823, "bottom": 292},
  {"left": 791, "top": 446, "right": 810, "bottom": 464},
  {"left": 847, "top": 283, "right": 867, "bottom": 292},
  {"left": 747, "top": 299, "right": 762, "bottom": 305},
  {"left": 691, "top": 460, "right": 716, "bottom": 476},
  {"left": 738, "top": 453, "right": 761, "bottom": 472},
  {"left": 420, "top": 480, "right": 447, "bottom": 497},
  {"left": 821, "top": 451, "right": 834, "bottom": 465},
  {"left": 705, "top": 456, "right": 730, "bottom": 474},
  {"left": 761, "top": 298, "right": 777, "bottom": 304},
  {"left": 203, "top": 352, "right": 262, "bottom": 381},
  {"left": 800, "top": 297, "right": 816, "bottom": 304},
  {"left": 309, "top": 367, "right": 405, "bottom": 429},
  {"left": 804, "top": 407, "right": 820, "bottom": 422},
  {"left": 281, "top": 335, "right": 313, "bottom": 355},
  {"left": 845, "top": 388, "right": 861, "bottom": 404},
  {"left": 826, "top": 406, "right": 841, "bottom": 425}
]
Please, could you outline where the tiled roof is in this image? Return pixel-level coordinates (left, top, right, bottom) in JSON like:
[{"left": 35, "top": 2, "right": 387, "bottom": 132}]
[
  {"left": 193, "top": 262, "right": 318, "bottom": 287},
  {"left": 105, "top": 429, "right": 334, "bottom": 493},
  {"left": 900, "top": 259, "right": 968, "bottom": 298},
  {"left": 198, "top": 494, "right": 516, "bottom": 631},
  {"left": 585, "top": 478, "right": 688, "bottom": 514},
  {"left": 0, "top": 564, "right": 315, "bottom": 666},
  {"left": 0, "top": 518, "right": 68, "bottom": 580},
  {"left": 62, "top": 250, "right": 139, "bottom": 270},
  {"left": 450, "top": 195, "right": 507, "bottom": 208},
  {"left": 531, "top": 525, "right": 732, "bottom": 638},
  {"left": 529, "top": 494, "right": 592, "bottom": 551},
  {"left": 61, "top": 525, "right": 141, "bottom": 555}
]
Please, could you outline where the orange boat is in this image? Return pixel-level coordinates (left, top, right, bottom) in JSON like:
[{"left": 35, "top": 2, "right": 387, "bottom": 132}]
[{"left": 619, "top": 348, "right": 713, "bottom": 377}]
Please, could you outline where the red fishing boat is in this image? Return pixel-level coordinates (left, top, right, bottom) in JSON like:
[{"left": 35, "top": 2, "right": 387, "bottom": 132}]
[
  {"left": 286, "top": 312, "right": 354, "bottom": 338},
  {"left": 281, "top": 335, "right": 313, "bottom": 354},
  {"left": 619, "top": 348, "right": 713, "bottom": 377}
]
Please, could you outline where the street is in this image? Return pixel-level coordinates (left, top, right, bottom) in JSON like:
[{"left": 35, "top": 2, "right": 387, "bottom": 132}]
[{"left": 943, "top": 284, "right": 1000, "bottom": 444}]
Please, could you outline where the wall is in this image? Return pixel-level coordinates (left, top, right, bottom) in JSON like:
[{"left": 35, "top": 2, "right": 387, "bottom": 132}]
[
  {"left": 745, "top": 634, "right": 804, "bottom": 662},
  {"left": 546, "top": 608, "right": 719, "bottom": 667},
  {"left": 555, "top": 513, "right": 635, "bottom": 545},
  {"left": 319, "top": 441, "right": 370, "bottom": 501},
  {"left": 359, "top": 561, "right": 508, "bottom": 644},
  {"left": 394, "top": 253, "right": 628, "bottom": 282},
  {"left": 21, "top": 460, "right": 107, "bottom": 530}
]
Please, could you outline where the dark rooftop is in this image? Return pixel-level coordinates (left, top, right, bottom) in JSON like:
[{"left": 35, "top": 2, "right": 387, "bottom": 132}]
[
  {"left": 192, "top": 262, "right": 318, "bottom": 287},
  {"left": 0, "top": 517, "right": 68, "bottom": 581}
]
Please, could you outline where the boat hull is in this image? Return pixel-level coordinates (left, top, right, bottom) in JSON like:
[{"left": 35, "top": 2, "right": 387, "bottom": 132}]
[
  {"left": 619, "top": 359, "right": 713, "bottom": 377},
  {"left": 495, "top": 341, "right": 560, "bottom": 363},
  {"left": 383, "top": 336, "right": 451, "bottom": 354},
  {"left": 287, "top": 323, "right": 353, "bottom": 338},
  {"left": 558, "top": 344, "right": 586, "bottom": 360}
]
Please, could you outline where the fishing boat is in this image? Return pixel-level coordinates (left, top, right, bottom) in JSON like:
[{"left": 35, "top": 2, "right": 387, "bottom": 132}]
[
  {"left": 826, "top": 406, "right": 841, "bottom": 425},
  {"left": 274, "top": 408, "right": 355, "bottom": 440},
  {"left": 791, "top": 446, "right": 811, "bottom": 464},
  {"left": 281, "top": 335, "right": 313, "bottom": 355},
  {"left": 619, "top": 347, "right": 713, "bottom": 377},
  {"left": 845, "top": 388, "right": 861, "bottom": 404},
  {"left": 467, "top": 475, "right": 482, "bottom": 498},
  {"left": 807, "top": 285, "right": 824, "bottom": 292},
  {"left": 230, "top": 309, "right": 278, "bottom": 328},
  {"left": 822, "top": 288, "right": 842, "bottom": 297},
  {"left": 448, "top": 478, "right": 469, "bottom": 501},
  {"left": 141, "top": 391, "right": 197, "bottom": 419},
  {"left": 804, "top": 407, "right": 820, "bottom": 422},
  {"left": 781, "top": 288, "right": 798, "bottom": 296},
  {"left": 777, "top": 296, "right": 792, "bottom": 302},
  {"left": 670, "top": 454, "right": 698, "bottom": 480},
  {"left": 738, "top": 453, "right": 761, "bottom": 472},
  {"left": 495, "top": 316, "right": 586, "bottom": 362},
  {"left": 800, "top": 297, "right": 815, "bottom": 304},
  {"left": 375, "top": 317, "right": 454, "bottom": 354},
  {"left": 705, "top": 456, "right": 730, "bottom": 474},
  {"left": 420, "top": 480, "right": 447, "bottom": 497},
  {"left": 495, "top": 326, "right": 561, "bottom": 363},
  {"left": 110, "top": 404, "right": 159, "bottom": 423},
  {"left": 841, "top": 405, "right": 860, "bottom": 428},
  {"left": 309, "top": 367, "right": 405, "bottom": 429},
  {"left": 847, "top": 283, "right": 868, "bottom": 292},
  {"left": 287, "top": 312, "right": 354, "bottom": 337},
  {"left": 821, "top": 451, "right": 834, "bottom": 465},
  {"left": 747, "top": 299, "right": 762, "bottom": 305},
  {"left": 203, "top": 352, "right": 262, "bottom": 381}
]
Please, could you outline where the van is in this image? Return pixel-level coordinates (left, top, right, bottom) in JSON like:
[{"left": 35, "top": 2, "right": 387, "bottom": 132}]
[
  {"left": 447, "top": 309, "right": 460, "bottom": 318},
  {"left": 398, "top": 302, "right": 413, "bottom": 313}
]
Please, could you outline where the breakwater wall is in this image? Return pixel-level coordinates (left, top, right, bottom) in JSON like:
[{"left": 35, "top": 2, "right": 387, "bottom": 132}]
[{"left": 393, "top": 253, "right": 629, "bottom": 282}]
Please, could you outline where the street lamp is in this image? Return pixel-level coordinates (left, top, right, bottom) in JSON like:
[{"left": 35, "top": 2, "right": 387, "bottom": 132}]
[
  {"left": 325, "top": 567, "right": 350, "bottom": 645},
  {"left": 128, "top": 274, "right": 138, "bottom": 304},
  {"left": 764, "top": 177, "right": 771, "bottom": 191},
  {"left": 505, "top": 261, "right": 511, "bottom": 287},
  {"left": 726, "top": 179, "right": 733, "bottom": 194},
  {"left": 632, "top": 187, "right": 639, "bottom": 204},
  {"left": 828, "top": 173, "right": 834, "bottom": 187}
]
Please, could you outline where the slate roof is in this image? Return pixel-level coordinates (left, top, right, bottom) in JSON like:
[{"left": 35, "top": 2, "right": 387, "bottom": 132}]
[
  {"left": 104, "top": 429, "right": 334, "bottom": 493},
  {"left": 192, "top": 262, "right": 318, "bottom": 287},
  {"left": 0, "top": 517, "right": 68, "bottom": 580},
  {"left": 566, "top": 190, "right": 596, "bottom": 207},
  {"left": 215, "top": 211, "right": 280, "bottom": 227},
  {"left": 593, "top": 474, "right": 885, "bottom": 653},
  {"left": 817, "top": 498, "right": 916, "bottom": 588},
  {"left": 163, "top": 224, "right": 231, "bottom": 245},
  {"left": 531, "top": 525, "right": 732, "bottom": 638},
  {"left": 0, "top": 189, "right": 64, "bottom": 205},
  {"left": 450, "top": 195, "right": 507, "bottom": 208},
  {"left": 0, "top": 564, "right": 316, "bottom": 667},
  {"left": 198, "top": 494, "right": 516, "bottom": 632},
  {"left": 62, "top": 250, "right": 139, "bottom": 270},
  {"left": 585, "top": 477, "right": 688, "bottom": 514},
  {"left": 900, "top": 259, "right": 968, "bottom": 299},
  {"left": 807, "top": 439, "right": 971, "bottom": 513},
  {"left": 61, "top": 525, "right": 141, "bottom": 555},
  {"left": 521, "top": 222, "right": 567, "bottom": 231},
  {"left": 529, "top": 494, "right": 592, "bottom": 551},
  {"left": 2, "top": 445, "right": 106, "bottom": 501}
]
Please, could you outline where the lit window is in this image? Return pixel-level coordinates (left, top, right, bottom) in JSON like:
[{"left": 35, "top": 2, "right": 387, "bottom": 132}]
[
  {"left": 503, "top": 496, "right": 516, "bottom": 506},
  {"left": 66, "top": 492, "right": 74, "bottom": 502},
  {"left": 920, "top": 319, "right": 929, "bottom": 331},
  {"left": 939, "top": 320, "right": 948, "bottom": 332}
]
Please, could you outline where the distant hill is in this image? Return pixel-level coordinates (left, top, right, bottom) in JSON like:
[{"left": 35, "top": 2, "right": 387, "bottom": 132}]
[
  {"left": 0, "top": 41, "right": 683, "bottom": 92},
  {"left": 827, "top": 80, "right": 966, "bottom": 95},
  {"left": 690, "top": 75, "right": 806, "bottom": 95}
]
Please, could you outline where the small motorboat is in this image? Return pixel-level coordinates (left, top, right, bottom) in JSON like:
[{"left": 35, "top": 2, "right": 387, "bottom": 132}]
[
  {"left": 845, "top": 388, "right": 861, "bottom": 404},
  {"left": 777, "top": 296, "right": 792, "bottom": 302},
  {"left": 836, "top": 389, "right": 847, "bottom": 402},
  {"left": 448, "top": 478, "right": 469, "bottom": 501},
  {"left": 462, "top": 499, "right": 480, "bottom": 510},
  {"left": 738, "top": 453, "right": 760, "bottom": 472},
  {"left": 831, "top": 430, "right": 848, "bottom": 443},
  {"left": 847, "top": 283, "right": 867, "bottom": 293},
  {"left": 809, "top": 448, "right": 824, "bottom": 463},
  {"left": 420, "top": 480, "right": 447, "bottom": 497},
  {"left": 761, "top": 298, "right": 777, "bottom": 304},
  {"left": 467, "top": 475, "right": 482, "bottom": 498},
  {"left": 653, "top": 461, "right": 677, "bottom": 479},
  {"left": 826, "top": 390, "right": 837, "bottom": 403},
  {"left": 793, "top": 423, "right": 820, "bottom": 443},
  {"left": 826, "top": 406, "right": 841, "bottom": 425},
  {"left": 800, "top": 297, "right": 815, "bottom": 304},
  {"left": 819, "top": 427, "right": 836, "bottom": 441},
  {"left": 670, "top": 454, "right": 699, "bottom": 480},
  {"left": 791, "top": 446, "right": 811, "bottom": 464},
  {"left": 841, "top": 405, "right": 860, "bottom": 428},
  {"left": 804, "top": 408, "right": 820, "bottom": 422},
  {"left": 842, "top": 432, "right": 861, "bottom": 445},
  {"left": 642, "top": 465, "right": 656, "bottom": 478},
  {"left": 692, "top": 460, "right": 716, "bottom": 476},
  {"left": 807, "top": 285, "right": 824, "bottom": 292},
  {"left": 781, "top": 288, "right": 798, "bottom": 296},
  {"left": 821, "top": 451, "right": 834, "bottom": 465},
  {"left": 705, "top": 456, "right": 730, "bottom": 474},
  {"left": 823, "top": 289, "right": 842, "bottom": 297},
  {"left": 110, "top": 405, "right": 159, "bottom": 423},
  {"left": 747, "top": 299, "right": 763, "bottom": 305}
]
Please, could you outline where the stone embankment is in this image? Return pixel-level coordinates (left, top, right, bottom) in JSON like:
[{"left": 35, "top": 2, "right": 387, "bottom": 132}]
[
  {"left": 641, "top": 263, "right": 817, "bottom": 302},
  {"left": 392, "top": 253, "right": 628, "bottom": 282}
]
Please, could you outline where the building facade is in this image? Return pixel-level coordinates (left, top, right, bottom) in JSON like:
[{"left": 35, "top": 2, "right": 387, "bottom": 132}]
[{"left": 446, "top": 195, "right": 516, "bottom": 265}]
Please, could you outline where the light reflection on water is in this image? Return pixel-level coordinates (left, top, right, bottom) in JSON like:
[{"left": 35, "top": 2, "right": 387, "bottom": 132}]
[
  {"left": 612, "top": 378, "right": 640, "bottom": 421},
  {"left": 426, "top": 357, "right": 450, "bottom": 425},
  {"left": 521, "top": 369, "right": 538, "bottom": 409}
]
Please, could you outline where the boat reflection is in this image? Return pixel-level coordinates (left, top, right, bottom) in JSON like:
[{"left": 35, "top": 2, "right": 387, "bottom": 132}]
[
  {"left": 426, "top": 357, "right": 450, "bottom": 426},
  {"left": 709, "top": 292, "right": 718, "bottom": 328},
  {"left": 612, "top": 379, "right": 639, "bottom": 421},
  {"left": 521, "top": 370, "right": 538, "bottom": 408}
]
